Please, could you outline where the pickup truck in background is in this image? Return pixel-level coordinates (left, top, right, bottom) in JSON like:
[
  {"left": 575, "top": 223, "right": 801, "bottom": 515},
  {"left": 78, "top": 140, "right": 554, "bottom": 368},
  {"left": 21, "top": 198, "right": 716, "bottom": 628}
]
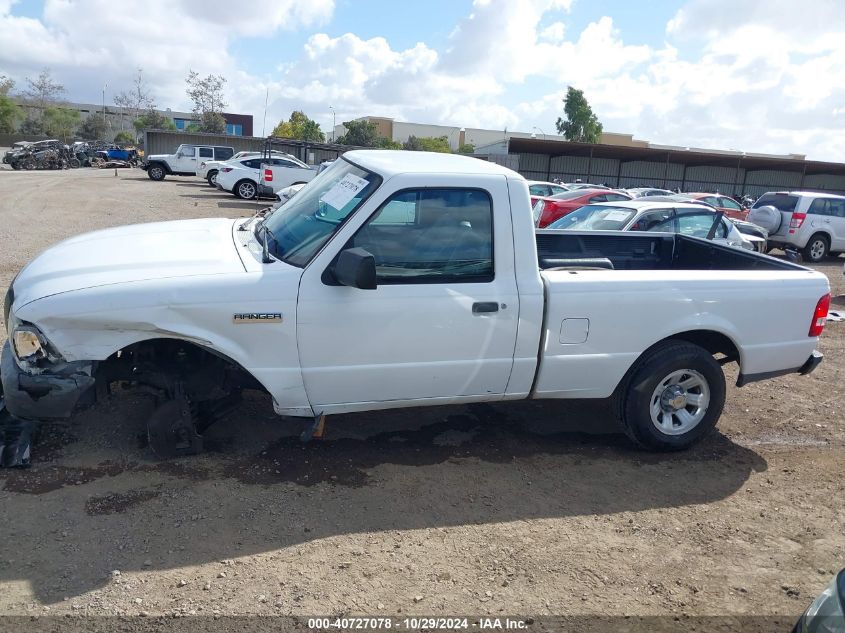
[
  {"left": 0, "top": 151, "right": 830, "bottom": 464},
  {"left": 255, "top": 156, "right": 322, "bottom": 199},
  {"left": 143, "top": 144, "right": 235, "bottom": 181}
]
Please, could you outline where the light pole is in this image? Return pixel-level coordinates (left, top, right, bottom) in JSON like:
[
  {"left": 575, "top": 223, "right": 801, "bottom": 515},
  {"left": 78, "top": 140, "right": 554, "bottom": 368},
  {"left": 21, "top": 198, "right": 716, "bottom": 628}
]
[
  {"left": 329, "top": 106, "right": 336, "bottom": 143},
  {"left": 531, "top": 126, "right": 546, "bottom": 140},
  {"left": 102, "top": 83, "right": 107, "bottom": 130}
]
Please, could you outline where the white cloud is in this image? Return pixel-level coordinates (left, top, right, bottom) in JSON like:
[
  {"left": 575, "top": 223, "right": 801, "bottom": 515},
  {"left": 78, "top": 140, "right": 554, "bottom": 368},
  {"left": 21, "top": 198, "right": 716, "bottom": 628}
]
[{"left": 0, "top": 0, "right": 843, "bottom": 161}]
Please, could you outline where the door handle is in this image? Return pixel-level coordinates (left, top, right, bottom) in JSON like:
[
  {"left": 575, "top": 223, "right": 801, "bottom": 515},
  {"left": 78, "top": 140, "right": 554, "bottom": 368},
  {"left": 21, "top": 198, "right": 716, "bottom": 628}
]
[{"left": 472, "top": 302, "right": 499, "bottom": 314}]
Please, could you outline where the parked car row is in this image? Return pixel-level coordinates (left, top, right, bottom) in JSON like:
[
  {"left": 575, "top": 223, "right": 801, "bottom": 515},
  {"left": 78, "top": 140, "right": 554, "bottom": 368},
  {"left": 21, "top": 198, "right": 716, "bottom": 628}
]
[{"left": 141, "top": 143, "right": 321, "bottom": 201}]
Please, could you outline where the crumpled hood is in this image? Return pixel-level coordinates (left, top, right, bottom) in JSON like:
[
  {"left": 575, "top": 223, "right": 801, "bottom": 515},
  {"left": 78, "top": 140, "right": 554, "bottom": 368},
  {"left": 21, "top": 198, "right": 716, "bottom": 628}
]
[{"left": 11, "top": 219, "right": 245, "bottom": 309}]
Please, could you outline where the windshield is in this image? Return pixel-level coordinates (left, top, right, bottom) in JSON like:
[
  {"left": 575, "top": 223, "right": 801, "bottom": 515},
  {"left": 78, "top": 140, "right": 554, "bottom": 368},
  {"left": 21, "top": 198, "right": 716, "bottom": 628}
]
[
  {"left": 547, "top": 205, "right": 636, "bottom": 230},
  {"left": 261, "top": 158, "right": 382, "bottom": 267}
]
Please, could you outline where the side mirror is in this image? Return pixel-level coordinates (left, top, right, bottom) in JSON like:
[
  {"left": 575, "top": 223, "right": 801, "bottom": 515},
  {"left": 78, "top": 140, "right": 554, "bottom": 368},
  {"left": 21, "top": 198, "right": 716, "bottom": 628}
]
[{"left": 334, "top": 248, "right": 377, "bottom": 290}]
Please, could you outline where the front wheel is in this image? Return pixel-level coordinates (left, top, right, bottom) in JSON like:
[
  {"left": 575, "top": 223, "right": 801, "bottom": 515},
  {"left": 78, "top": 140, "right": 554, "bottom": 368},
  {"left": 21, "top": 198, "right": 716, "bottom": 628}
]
[
  {"left": 235, "top": 179, "right": 257, "bottom": 200},
  {"left": 802, "top": 234, "right": 829, "bottom": 262},
  {"left": 69, "top": 158, "right": 81, "bottom": 168},
  {"left": 616, "top": 341, "right": 726, "bottom": 451},
  {"left": 207, "top": 170, "right": 218, "bottom": 187},
  {"left": 147, "top": 164, "right": 166, "bottom": 181}
]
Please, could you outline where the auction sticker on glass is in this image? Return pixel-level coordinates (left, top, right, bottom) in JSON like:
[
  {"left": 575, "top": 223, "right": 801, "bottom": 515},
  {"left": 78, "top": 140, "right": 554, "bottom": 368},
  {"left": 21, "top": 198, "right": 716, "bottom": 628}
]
[{"left": 321, "top": 173, "right": 370, "bottom": 210}]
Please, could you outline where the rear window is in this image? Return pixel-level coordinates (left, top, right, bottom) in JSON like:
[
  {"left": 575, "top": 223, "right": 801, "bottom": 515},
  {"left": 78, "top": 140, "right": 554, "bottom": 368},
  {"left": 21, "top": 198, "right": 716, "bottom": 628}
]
[
  {"left": 550, "top": 189, "right": 595, "bottom": 200},
  {"left": 547, "top": 205, "right": 636, "bottom": 230},
  {"left": 752, "top": 193, "right": 798, "bottom": 213}
]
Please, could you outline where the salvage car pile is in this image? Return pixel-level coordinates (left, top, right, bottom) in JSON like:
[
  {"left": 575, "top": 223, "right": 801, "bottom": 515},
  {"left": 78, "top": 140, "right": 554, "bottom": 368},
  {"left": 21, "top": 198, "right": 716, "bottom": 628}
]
[{"left": 3, "top": 139, "right": 140, "bottom": 170}]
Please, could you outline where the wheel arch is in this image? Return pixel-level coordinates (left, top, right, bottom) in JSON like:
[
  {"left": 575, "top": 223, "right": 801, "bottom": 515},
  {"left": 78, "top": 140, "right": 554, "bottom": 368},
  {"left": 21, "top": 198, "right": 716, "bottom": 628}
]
[
  {"left": 147, "top": 160, "right": 171, "bottom": 174},
  {"left": 614, "top": 328, "right": 741, "bottom": 396}
]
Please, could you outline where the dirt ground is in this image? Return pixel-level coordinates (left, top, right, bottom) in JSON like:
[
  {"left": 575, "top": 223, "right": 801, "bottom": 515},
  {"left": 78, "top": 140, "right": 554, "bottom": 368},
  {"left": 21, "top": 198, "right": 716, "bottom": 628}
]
[{"left": 0, "top": 166, "right": 843, "bottom": 625}]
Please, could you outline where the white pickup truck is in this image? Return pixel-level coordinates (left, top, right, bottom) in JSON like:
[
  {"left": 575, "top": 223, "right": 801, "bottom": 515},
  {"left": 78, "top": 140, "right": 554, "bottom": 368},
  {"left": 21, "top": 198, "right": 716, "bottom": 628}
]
[{"left": 0, "top": 151, "right": 830, "bottom": 464}]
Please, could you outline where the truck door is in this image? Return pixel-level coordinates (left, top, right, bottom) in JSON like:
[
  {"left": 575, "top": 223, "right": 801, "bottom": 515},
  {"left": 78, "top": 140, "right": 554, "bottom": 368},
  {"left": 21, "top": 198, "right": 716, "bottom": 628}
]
[{"left": 295, "top": 174, "right": 520, "bottom": 413}]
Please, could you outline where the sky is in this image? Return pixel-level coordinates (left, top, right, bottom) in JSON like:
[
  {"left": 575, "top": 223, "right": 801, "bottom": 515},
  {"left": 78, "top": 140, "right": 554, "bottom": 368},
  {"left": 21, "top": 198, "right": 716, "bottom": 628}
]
[{"left": 1, "top": 0, "right": 844, "bottom": 161}]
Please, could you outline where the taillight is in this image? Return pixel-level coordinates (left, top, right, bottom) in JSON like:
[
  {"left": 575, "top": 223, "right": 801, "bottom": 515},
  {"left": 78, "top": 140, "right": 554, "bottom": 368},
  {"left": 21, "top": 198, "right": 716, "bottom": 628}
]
[
  {"left": 789, "top": 212, "right": 806, "bottom": 229},
  {"left": 264, "top": 168, "right": 273, "bottom": 182},
  {"left": 222, "top": 167, "right": 233, "bottom": 173},
  {"left": 809, "top": 293, "right": 830, "bottom": 337}
]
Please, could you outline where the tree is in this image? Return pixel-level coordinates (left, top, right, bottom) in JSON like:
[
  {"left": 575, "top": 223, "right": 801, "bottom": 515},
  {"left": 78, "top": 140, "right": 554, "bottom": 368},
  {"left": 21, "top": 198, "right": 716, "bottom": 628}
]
[
  {"left": 114, "top": 130, "right": 136, "bottom": 144},
  {"left": 457, "top": 143, "right": 475, "bottom": 154},
  {"left": 114, "top": 68, "right": 154, "bottom": 130},
  {"left": 133, "top": 108, "right": 176, "bottom": 134},
  {"left": 272, "top": 110, "right": 325, "bottom": 142},
  {"left": 21, "top": 68, "right": 65, "bottom": 114},
  {"left": 555, "top": 86, "right": 602, "bottom": 143},
  {"left": 18, "top": 117, "right": 44, "bottom": 135},
  {"left": 375, "top": 137, "right": 402, "bottom": 149},
  {"left": 0, "top": 95, "right": 23, "bottom": 133},
  {"left": 79, "top": 114, "right": 108, "bottom": 140},
  {"left": 185, "top": 70, "right": 227, "bottom": 117},
  {"left": 335, "top": 119, "right": 379, "bottom": 147},
  {"left": 0, "top": 75, "right": 14, "bottom": 97},
  {"left": 403, "top": 135, "right": 451, "bottom": 153},
  {"left": 42, "top": 107, "right": 80, "bottom": 141},
  {"left": 197, "top": 111, "right": 226, "bottom": 134}
]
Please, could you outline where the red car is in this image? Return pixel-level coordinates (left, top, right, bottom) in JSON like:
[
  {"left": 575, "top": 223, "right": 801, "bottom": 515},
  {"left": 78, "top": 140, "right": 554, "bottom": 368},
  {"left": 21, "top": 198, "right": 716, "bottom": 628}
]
[
  {"left": 532, "top": 188, "right": 632, "bottom": 228},
  {"left": 685, "top": 193, "right": 748, "bottom": 220}
]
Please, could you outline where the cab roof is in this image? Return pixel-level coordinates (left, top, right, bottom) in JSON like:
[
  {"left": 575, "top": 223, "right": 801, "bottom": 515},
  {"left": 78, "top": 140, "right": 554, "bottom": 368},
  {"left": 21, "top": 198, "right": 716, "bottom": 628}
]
[{"left": 343, "top": 150, "right": 522, "bottom": 179}]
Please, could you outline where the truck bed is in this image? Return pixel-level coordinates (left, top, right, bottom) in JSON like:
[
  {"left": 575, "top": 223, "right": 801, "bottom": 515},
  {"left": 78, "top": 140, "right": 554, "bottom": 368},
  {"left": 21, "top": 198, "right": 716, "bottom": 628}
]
[{"left": 536, "top": 231, "right": 803, "bottom": 272}]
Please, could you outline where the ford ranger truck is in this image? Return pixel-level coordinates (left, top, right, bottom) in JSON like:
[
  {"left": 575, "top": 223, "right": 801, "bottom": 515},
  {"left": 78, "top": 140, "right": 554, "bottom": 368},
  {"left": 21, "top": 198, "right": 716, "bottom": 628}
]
[{"left": 0, "top": 151, "right": 830, "bottom": 463}]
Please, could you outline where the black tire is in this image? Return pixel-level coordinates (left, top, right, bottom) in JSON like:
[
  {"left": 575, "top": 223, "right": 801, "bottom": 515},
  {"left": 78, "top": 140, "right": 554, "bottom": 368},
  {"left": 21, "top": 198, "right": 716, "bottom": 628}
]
[
  {"left": 11, "top": 162, "right": 20, "bottom": 170},
  {"left": 235, "top": 179, "right": 258, "bottom": 200},
  {"left": 615, "top": 341, "right": 726, "bottom": 451},
  {"left": 802, "top": 234, "right": 829, "bottom": 262},
  {"left": 147, "top": 163, "right": 166, "bottom": 181},
  {"left": 23, "top": 161, "right": 35, "bottom": 170},
  {"left": 206, "top": 170, "right": 219, "bottom": 187},
  {"left": 69, "top": 158, "right": 81, "bottom": 168}
]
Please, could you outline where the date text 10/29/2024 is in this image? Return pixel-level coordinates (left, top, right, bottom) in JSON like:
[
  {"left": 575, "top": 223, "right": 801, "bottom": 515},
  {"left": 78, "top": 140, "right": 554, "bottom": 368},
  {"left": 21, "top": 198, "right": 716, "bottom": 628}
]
[{"left": 308, "top": 617, "right": 530, "bottom": 630}]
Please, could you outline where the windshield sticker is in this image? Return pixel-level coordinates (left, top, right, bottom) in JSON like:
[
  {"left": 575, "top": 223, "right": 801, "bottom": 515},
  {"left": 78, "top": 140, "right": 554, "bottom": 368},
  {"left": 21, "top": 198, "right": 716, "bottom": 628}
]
[
  {"left": 320, "top": 174, "right": 369, "bottom": 210},
  {"left": 605, "top": 210, "right": 630, "bottom": 221}
]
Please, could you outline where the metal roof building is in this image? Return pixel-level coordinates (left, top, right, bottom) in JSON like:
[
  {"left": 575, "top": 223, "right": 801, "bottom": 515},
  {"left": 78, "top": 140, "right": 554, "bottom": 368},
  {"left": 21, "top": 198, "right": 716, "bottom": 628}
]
[{"left": 475, "top": 137, "right": 845, "bottom": 196}]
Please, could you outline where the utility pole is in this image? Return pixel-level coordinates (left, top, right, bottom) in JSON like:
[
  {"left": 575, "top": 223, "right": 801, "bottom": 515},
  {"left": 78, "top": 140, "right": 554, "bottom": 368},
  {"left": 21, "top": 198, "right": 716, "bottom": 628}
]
[
  {"left": 102, "top": 83, "right": 107, "bottom": 129},
  {"left": 262, "top": 87, "right": 269, "bottom": 137},
  {"left": 329, "top": 106, "right": 336, "bottom": 143}
]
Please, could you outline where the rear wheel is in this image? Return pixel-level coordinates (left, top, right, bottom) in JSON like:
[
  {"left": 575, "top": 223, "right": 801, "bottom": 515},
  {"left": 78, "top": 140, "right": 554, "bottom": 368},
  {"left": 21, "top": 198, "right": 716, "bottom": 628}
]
[
  {"left": 206, "top": 170, "right": 218, "bottom": 187},
  {"left": 147, "top": 164, "right": 166, "bottom": 181},
  {"left": 616, "top": 341, "right": 726, "bottom": 451},
  {"left": 802, "top": 234, "right": 829, "bottom": 262},
  {"left": 235, "top": 179, "right": 257, "bottom": 200}
]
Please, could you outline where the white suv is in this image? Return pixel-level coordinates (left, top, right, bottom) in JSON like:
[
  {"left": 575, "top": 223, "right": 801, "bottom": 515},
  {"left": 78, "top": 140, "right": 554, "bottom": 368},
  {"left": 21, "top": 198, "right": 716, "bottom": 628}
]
[{"left": 748, "top": 191, "right": 845, "bottom": 262}]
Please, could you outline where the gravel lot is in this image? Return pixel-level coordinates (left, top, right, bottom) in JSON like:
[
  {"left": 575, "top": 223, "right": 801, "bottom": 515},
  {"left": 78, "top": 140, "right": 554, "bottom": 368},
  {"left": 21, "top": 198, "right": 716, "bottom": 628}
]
[{"left": 0, "top": 166, "right": 843, "bottom": 624}]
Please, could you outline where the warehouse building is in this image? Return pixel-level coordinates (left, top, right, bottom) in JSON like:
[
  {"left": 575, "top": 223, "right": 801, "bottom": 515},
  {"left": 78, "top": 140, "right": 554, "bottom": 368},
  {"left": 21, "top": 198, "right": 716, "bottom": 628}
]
[{"left": 475, "top": 136, "right": 845, "bottom": 197}]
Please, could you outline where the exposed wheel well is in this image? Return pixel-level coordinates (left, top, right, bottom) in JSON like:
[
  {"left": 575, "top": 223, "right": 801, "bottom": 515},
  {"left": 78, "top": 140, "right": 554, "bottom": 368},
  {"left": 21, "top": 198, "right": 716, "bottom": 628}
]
[{"left": 96, "top": 338, "right": 265, "bottom": 401}]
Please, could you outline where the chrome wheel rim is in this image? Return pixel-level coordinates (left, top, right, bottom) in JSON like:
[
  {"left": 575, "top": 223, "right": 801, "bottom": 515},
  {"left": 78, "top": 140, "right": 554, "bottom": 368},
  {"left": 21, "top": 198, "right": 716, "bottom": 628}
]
[
  {"left": 810, "top": 239, "right": 825, "bottom": 260},
  {"left": 239, "top": 182, "right": 255, "bottom": 198},
  {"left": 649, "top": 369, "right": 710, "bottom": 435}
]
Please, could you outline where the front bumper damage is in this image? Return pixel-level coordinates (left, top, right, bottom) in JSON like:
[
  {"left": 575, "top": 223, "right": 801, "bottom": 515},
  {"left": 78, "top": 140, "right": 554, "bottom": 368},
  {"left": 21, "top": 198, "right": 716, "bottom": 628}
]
[{"left": 0, "top": 341, "right": 96, "bottom": 467}]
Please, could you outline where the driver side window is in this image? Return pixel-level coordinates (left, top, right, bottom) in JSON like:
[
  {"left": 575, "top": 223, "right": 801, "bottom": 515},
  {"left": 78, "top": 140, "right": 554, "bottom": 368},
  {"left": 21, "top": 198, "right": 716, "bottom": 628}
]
[
  {"left": 349, "top": 189, "right": 494, "bottom": 284},
  {"left": 180, "top": 146, "right": 196, "bottom": 157}
]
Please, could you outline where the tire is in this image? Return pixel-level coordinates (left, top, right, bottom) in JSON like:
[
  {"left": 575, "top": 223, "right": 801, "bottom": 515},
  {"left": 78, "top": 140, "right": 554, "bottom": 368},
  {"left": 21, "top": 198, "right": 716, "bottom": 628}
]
[
  {"left": 235, "top": 179, "right": 258, "bottom": 200},
  {"left": 615, "top": 341, "right": 726, "bottom": 451},
  {"left": 147, "top": 163, "right": 166, "bottom": 181},
  {"left": 206, "top": 170, "right": 218, "bottom": 187},
  {"left": 23, "top": 161, "right": 35, "bottom": 171},
  {"left": 69, "top": 158, "right": 81, "bottom": 168},
  {"left": 802, "top": 234, "right": 829, "bottom": 263},
  {"left": 747, "top": 205, "right": 782, "bottom": 234},
  {"left": 11, "top": 162, "right": 20, "bottom": 170}
]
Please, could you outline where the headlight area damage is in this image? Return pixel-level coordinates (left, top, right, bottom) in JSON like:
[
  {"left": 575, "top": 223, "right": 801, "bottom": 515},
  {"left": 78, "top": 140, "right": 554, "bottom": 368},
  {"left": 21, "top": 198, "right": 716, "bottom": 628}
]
[
  {"left": 1, "top": 337, "right": 263, "bottom": 467},
  {"left": 1, "top": 339, "right": 96, "bottom": 467}
]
